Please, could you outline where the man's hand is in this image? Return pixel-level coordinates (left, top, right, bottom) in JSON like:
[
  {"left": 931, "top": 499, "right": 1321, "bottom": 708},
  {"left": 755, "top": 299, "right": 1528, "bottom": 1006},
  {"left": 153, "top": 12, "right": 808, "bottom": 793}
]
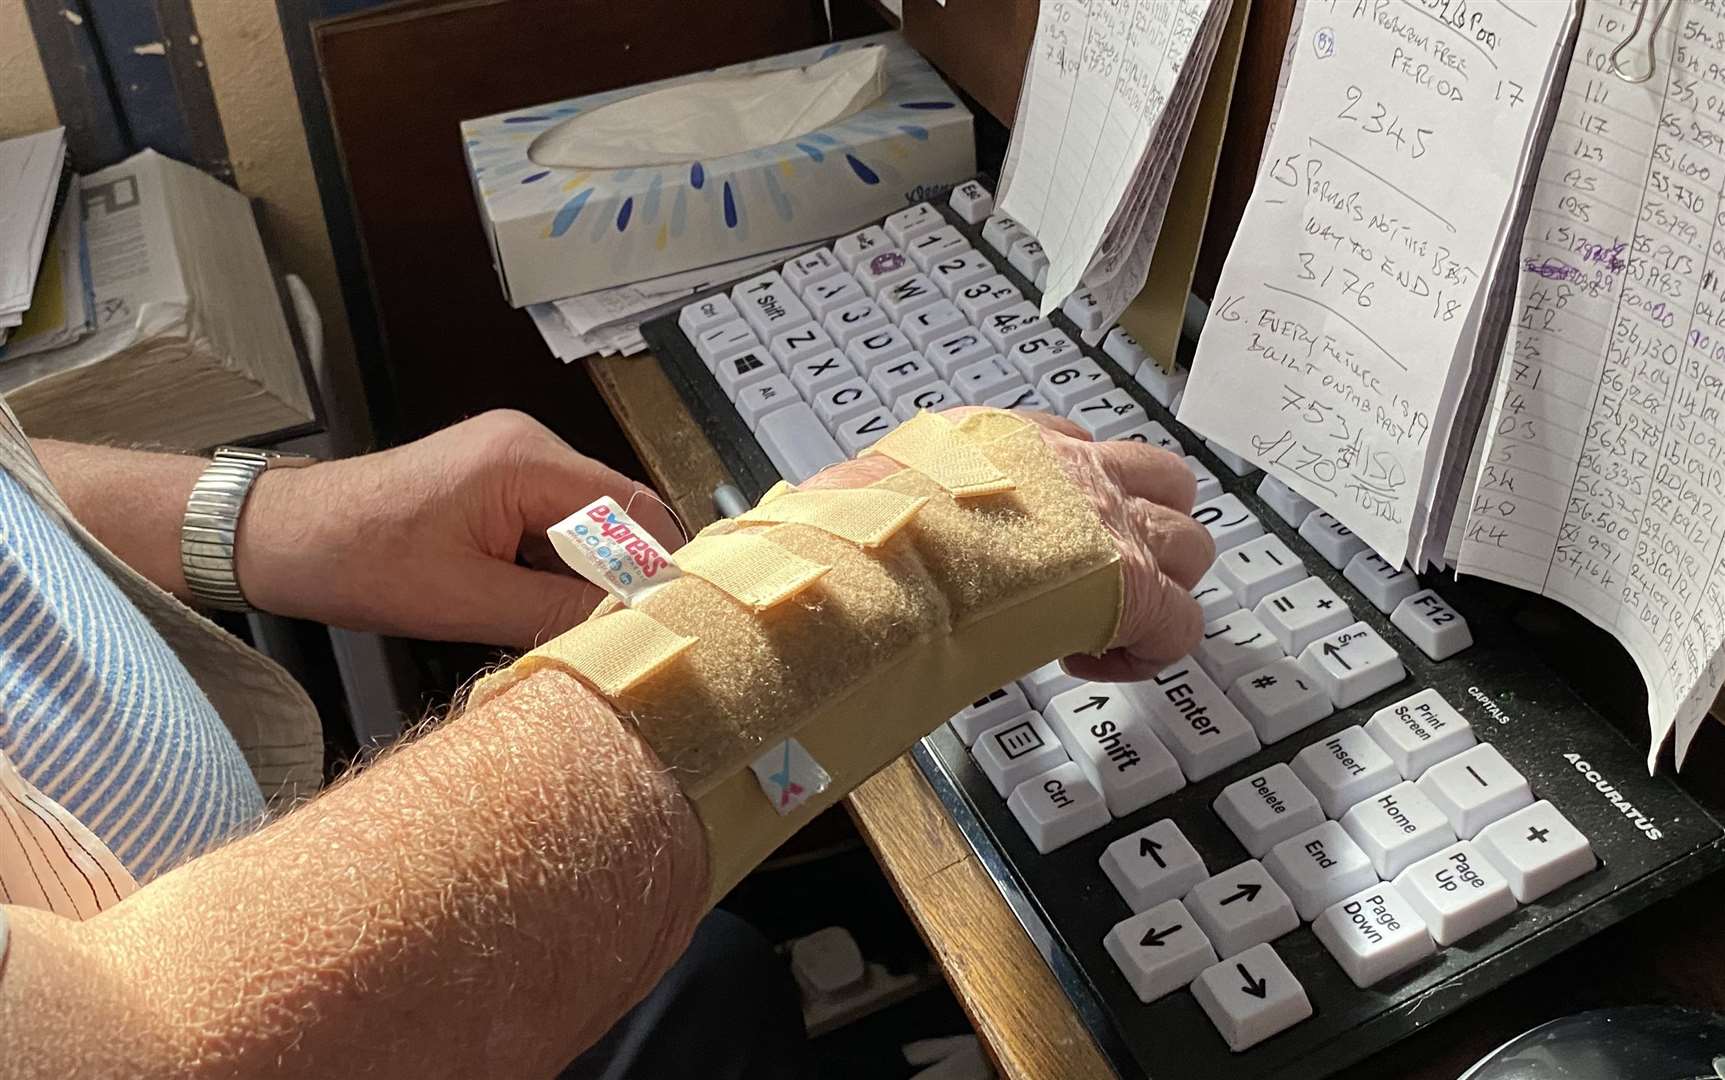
[{"left": 240, "top": 410, "right": 682, "bottom": 648}]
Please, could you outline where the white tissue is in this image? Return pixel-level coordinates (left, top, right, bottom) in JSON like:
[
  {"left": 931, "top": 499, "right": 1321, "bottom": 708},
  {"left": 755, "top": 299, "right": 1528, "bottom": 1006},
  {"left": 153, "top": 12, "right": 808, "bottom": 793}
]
[{"left": 528, "top": 46, "right": 887, "bottom": 170}]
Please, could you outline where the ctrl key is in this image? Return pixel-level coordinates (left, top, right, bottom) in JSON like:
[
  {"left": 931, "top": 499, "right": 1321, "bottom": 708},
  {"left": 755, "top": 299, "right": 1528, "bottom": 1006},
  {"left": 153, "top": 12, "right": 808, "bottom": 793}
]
[
  {"left": 754, "top": 403, "right": 845, "bottom": 483},
  {"left": 1007, "top": 761, "right": 1109, "bottom": 854},
  {"left": 1192, "top": 943, "right": 1313, "bottom": 1052},
  {"left": 1104, "top": 899, "right": 1217, "bottom": 1004}
]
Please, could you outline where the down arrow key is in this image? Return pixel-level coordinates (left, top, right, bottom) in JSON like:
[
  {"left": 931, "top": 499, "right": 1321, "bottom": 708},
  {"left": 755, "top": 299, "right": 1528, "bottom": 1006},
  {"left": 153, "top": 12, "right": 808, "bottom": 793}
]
[{"left": 1192, "top": 943, "right": 1314, "bottom": 1051}]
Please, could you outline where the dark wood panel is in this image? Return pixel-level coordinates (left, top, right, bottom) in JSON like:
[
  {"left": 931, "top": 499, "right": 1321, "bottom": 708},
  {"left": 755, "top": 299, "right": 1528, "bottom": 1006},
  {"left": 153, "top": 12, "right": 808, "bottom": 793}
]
[{"left": 902, "top": 0, "right": 1037, "bottom": 126}]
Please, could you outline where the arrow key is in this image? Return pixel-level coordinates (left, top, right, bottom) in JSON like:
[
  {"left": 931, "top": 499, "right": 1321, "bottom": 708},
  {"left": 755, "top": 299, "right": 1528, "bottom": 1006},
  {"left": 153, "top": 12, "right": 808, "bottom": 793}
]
[
  {"left": 1101, "top": 819, "right": 1208, "bottom": 913},
  {"left": 1185, "top": 860, "right": 1299, "bottom": 958},
  {"left": 1103, "top": 899, "right": 1217, "bottom": 1004},
  {"left": 1192, "top": 942, "right": 1313, "bottom": 1052},
  {"left": 1297, "top": 621, "right": 1406, "bottom": 709}
]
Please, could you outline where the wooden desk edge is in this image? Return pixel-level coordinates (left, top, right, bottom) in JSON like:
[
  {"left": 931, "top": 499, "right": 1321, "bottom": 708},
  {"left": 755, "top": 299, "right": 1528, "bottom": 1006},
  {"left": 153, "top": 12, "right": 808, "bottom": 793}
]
[{"left": 585, "top": 354, "right": 1115, "bottom": 1079}]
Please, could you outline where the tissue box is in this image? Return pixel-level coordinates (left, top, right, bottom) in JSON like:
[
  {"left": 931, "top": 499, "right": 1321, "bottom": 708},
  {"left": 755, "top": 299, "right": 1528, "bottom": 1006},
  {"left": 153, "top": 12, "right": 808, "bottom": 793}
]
[{"left": 461, "top": 33, "right": 975, "bottom": 307}]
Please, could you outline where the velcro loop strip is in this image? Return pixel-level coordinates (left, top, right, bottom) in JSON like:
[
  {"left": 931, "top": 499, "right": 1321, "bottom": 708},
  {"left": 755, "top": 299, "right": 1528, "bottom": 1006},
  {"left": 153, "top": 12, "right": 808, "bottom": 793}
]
[
  {"left": 863, "top": 412, "right": 1016, "bottom": 498},
  {"left": 672, "top": 532, "right": 831, "bottom": 610},
  {"left": 516, "top": 608, "right": 695, "bottom": 697},
  {"left": 737, "top": 488, "right": 927, "bottom": 548}
]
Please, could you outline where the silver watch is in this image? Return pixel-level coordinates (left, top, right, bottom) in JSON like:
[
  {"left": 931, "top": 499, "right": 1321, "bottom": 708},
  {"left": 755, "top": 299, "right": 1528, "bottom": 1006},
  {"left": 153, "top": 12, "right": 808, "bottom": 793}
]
[{"left": 181, "top": 447, "right": 315, "bottom": 612}]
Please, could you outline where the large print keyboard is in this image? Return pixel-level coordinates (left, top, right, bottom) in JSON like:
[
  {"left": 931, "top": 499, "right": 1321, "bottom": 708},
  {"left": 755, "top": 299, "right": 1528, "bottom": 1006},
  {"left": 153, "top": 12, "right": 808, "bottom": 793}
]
[{"left": 637, "top": 180, "right": 1725, "bottom": 1079}]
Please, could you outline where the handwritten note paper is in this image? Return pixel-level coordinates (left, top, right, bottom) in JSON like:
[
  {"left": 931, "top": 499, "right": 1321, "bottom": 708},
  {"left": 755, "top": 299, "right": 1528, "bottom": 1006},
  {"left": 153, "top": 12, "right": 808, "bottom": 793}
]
[
  {"left": 1459, "top": 0, "right": 1725, "bottom": 767},
  {"left": 1179, "top": 0, "right": 1573, "bottom": 563}
]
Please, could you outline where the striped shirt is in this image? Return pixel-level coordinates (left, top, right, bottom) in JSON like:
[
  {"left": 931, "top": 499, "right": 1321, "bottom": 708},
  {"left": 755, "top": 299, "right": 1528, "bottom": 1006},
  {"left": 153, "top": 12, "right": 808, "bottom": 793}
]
[{"left": 0, "top": 467, "right": 263, "bottom": 884}]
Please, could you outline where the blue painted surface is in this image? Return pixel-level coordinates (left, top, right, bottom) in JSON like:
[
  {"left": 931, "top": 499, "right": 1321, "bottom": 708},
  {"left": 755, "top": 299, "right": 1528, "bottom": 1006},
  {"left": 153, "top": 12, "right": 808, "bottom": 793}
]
[
  {"left": 723, "top": 182, "right": 738, "bottom": 228},
  {"left": 846, "top": 154, "right": 880, "bottom": 185},
  {"left": 550, "top": 188, "right": 593, "bottom": 238}
]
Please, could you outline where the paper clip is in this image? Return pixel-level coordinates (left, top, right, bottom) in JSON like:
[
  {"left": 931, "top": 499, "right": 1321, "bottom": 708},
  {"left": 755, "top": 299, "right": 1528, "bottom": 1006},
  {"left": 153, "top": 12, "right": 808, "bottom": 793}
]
[{"left": 1608, "top": 0, "right": 1676, "bottom": 84}]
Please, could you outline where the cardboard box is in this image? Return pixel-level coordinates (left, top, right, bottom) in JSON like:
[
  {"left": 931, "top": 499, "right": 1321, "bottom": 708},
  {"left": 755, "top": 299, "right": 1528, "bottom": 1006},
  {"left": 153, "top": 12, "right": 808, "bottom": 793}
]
[{"left": 461, "top": 32, "right": 974, "bottom": 306}]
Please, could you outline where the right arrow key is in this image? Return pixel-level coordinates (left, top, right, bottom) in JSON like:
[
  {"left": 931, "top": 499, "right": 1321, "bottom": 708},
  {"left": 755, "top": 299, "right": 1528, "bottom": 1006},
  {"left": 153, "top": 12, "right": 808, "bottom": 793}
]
[
  {"left": 1185, "top": 860, "right": 1300, "bottom": 958},
  {"left": 1192, "top": 942, "right": 1313, "bottom": 1052}
]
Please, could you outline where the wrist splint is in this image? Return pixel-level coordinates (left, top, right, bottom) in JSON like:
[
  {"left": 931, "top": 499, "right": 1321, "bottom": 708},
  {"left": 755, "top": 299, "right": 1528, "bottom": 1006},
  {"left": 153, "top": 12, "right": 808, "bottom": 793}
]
[{"left": 474, "top": 409, "right": 1123, "bottom": 903}]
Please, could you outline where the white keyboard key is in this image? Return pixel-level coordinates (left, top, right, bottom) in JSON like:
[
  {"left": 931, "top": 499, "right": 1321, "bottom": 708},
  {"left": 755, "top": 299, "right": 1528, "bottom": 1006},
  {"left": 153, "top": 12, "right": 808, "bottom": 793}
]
[
  {"left": 755, "top": 402, "right": 845, "bottom": 482},
  {"left": 1185, "top": 456, "right": 1222, "bottom": 503},
  {"left": 1069, "top": 391, "right": 1147, "bottom": 439},
  {"left": 1008, "top": 236, "right": 1050, "bottom": 281},
  {"left": 678, "top": 293, "right": 739, "bottom": 337},
  {"left": 1103, "top": 326, "right": 1149, "bottom": 373},
  {"left": 986, "top": 385, "right": 1053, "bottom": 412},
  {"left": 811, "top": 377, "right": 880, "bottom": 427},
  {"left": 787, "top": 350, "right": 856, "bottom": 397},
  {"left": 1341, "top": 781, "right": 1458, "bottom": 880},
  {"left": 824, "top": 297, "right": 890, "bottom": 348},
  {"left": 928, "top": 250, "right": 996, "bottom": 298},
  {"left": 1062, "top": 291, "right": 1107, "bottom": 333},
  {"left": 956, "top": 275, "right": 1022, "bottom": 323},
  {"left": 1474, "top": 801, "right": 1595, "bottom": 903},
  {"left": 1366, "top": 689, "right": 1476, "bottom": 779},
  {"left": 846, "top": 326, "right": 916, "bottom": 374},
  {"left": 715, "top": 348, "right": 778, "bottom": 401},
  {"left": 833, "top": 224, "right": 889, "bottom": 271},
  {"left": 1192, "top": 494, "right": 1264, "bottom": 553},
  {"left": 1132, "top": 661, "right": 1262, "bottom": 781},
  {"left": 1186, "top": 861, "right": 1300, "bottom": 959},
  {"left": 1196, "top": 609, "right": 1284, "bottom": 689},
  {"left": 1416, "top": 743, "right": 1533, "bottom": 839},
  {"left": 981, "top": 302, "right": 1053, "bottom": 352},
  {"left": 1008, "top": 329, "right": 1084, "bottom": 383},
  {"left": 879, "top": 273, "right": 942, "bottom": 321},
  {"left": 1291, "top": 725, "right": 1401, "bottom": 818},
  {"left": 902, "top": 300, "right": 966, "bottom": 352},
  {"left": 782, "top": 247, "right": 843, "bottom": 295},
  {"left": 1299, "top": 510, "right": 1370, "bottom": 569},
  {"left": 804, "top": 273, "right": 865, "bottom": 320},
  {"left": 1169, "top": 388, "right": 1184, "bottom": 413},
  {"left": 1298, "top": 621, "right": 1406, "bottom": 708},
  {"left": 1111, "top": 420, "right": 1182, "bottom": 454},
  {"left": 1192, "top": 943, "right": 1313, "bottom": 1052},
  {"left": 869, "top": 353, "right": 940, "bottom": 401},
  {"left": 1206, "top": 439, "right": 1257, "bottom": 477},
  {"left": 1226, "top": 659, "right": 1333, "bottom": 745},
  {"left": 883, "top": 201, "right": 943, "bottom": 246},
  {"left": 1021, "top": 660, "right": 1082, "bottom": 710},
  {"left": 1264, "top": 821, "right": 1379, "bottom": 921},
  {"left": 733, "top": 271, "right": 811, "bottom": 339},
  {"left": 1313, "top": 883, "right": 1436, "bottom": 987},
  {"left": 1008, "top": 762, "right": 1110, "bottom": 854},
  {"left": 1215, "top": 763, "right": 1326, "bottom": 859},
  {"left": 973, "top": 711, "right": 1068, "bottom": 798},
  {"left": 735, "top": 374, "right": 800, "bottom": 426},
  {"left": 907, "top": 225, "right": 968, "bottom": 272},
  {"left": 893, "top": 379, "right": 959, "bottom": 419},
  {"left": 1134, "top": 361, "right": 1187, "bottom": 407},
  {"left": 1255, "top": 475, "right": 1315, "bottom": 528},
  {"left": 695, "top": 320, "right": 760, "bottom": 370},
  {"left": 1103, "top": 899, "right": 1217, "bottom": 1004},
  {"left": 981, "top": 212, "right": 1029, "bottom": 255},
  {"left": 1102, "top": 820, "right": 1209, "bottom": 913},
  {"left": 1214, "top": 534, "right": 1306, "bottom": 609},
  {"left": 948, "top": 179, "right": 994, "bottom": 225},
  {"left": 769, "top": 323, "right": 835, "bottom": 369},
  {"left": 833, "top": 409, "right": 899, "bottom": 455},
  {"left": 1035, "top": 262, "right": 1049, "bottom": 290},
  {"left": 1255, "top": 576, "right": 1354, "bottom": 655},
  {"left": 1344, "top": 551, "right": 1421, "bottom": 614},
  {"left": 1045, "top": 685, "right": 1184, "bottom": 817},
  {"left": 950, "top": 684, "right": 1031, "bottom": 746},
  {"left": 1393, "top": 841, "right": 1517, "bottom": 946},
  {"left": 1192, "top": 570, "right": 1239, "bottom": 623},
  {"left": 925, "top": 327, "right": 995, "bottom": 378},
  {"left": 952, "top": 357, "right": 1019, "bottom": 404},
  {"left": 1391, "top": 589, "right": 1474, "bottom": 660},
  {"left": 855, "top": 248, "right": 917, "bottom": 297}
]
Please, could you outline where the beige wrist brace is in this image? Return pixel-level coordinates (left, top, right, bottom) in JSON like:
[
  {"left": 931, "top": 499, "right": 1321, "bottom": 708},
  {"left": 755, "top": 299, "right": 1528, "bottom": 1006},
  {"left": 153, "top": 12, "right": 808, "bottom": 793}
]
[{"left": 474, "top": 409, "right": 1123, "bottom": 904}]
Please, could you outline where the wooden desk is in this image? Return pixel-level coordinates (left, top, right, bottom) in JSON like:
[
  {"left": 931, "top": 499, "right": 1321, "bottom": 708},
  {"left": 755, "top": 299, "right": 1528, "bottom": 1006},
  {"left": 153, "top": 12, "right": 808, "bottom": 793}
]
[{"left": 586, "top": 353, "right": 1725, "bottom": 1080}]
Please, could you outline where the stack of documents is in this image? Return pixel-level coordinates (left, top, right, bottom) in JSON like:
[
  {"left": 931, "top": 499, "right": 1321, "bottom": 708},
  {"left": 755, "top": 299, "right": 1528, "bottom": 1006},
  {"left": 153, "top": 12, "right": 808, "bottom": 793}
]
[
  {"left": 0, "top": 129, "right": 69, "bottom": 347},
  {"left": 997, "top": 0, "right": 1235, "bottom": 334},
  {"left": 1, "top": 176, "right": 95, "bottom": 362}
]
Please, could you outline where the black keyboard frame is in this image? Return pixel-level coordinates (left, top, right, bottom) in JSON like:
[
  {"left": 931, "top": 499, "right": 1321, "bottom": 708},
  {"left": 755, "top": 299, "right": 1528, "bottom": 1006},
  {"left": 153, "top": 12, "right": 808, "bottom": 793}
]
[{"left": 638, "top": 188, "right": 1725, "bottom": 1080}]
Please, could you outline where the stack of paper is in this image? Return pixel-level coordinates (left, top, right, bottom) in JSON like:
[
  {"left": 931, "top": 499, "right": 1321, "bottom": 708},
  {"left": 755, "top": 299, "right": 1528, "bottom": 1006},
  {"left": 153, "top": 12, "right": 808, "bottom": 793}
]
[
  {"left": 0, "top": 176, "right": 95, "bottom": 362},
  {"left": 997, "top": 0, "right": 1234, "bottom": 335},
  {"left": 0, "top": 129, "right": 69, "bottom": 347}
]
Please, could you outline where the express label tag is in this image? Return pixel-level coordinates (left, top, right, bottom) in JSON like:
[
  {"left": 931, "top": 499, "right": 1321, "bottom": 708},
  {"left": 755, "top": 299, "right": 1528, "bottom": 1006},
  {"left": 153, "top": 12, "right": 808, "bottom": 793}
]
[{"left": 548, "top": 497, "right": 681, "bottom": 604}]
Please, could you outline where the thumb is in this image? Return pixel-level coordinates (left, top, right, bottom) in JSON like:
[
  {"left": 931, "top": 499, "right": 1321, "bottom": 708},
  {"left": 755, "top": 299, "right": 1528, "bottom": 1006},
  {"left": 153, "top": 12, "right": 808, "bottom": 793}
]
[{"left": 448, "top": 557, "right": 605, "bottom": 649}]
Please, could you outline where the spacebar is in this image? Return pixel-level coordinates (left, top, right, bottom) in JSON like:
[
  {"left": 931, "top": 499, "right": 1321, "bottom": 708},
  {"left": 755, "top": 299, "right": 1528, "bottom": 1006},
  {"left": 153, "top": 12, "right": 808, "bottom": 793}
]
[{"left": 755, "top": 402, "right": 845, "bottom": 482}]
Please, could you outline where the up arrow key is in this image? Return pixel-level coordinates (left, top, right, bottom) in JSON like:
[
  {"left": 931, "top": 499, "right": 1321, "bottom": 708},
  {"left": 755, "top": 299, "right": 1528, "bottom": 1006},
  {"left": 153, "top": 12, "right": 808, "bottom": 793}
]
[
  {"left": 1322, "top": 640, "right": 1352, "bottom": 671},
  {"left": 1140, "top": 837, "right": 1166, "bottom": 868},
  {"left": 1237, "top": 962, "right": 1268, "bottom": 999}
]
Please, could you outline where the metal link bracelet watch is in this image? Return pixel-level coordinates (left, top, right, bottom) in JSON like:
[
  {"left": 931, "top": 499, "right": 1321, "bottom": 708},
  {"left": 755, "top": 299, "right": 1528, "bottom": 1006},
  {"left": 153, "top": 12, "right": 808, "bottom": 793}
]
[{"left": 181, "top": 447, "right": 316, "bottom": 612}]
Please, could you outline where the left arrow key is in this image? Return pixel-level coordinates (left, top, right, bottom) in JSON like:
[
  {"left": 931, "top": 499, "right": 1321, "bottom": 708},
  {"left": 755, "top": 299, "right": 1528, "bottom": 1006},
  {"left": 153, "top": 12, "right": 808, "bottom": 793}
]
[{"left": 1104, "top": 898, "right": 1217, "bottom": 1004}]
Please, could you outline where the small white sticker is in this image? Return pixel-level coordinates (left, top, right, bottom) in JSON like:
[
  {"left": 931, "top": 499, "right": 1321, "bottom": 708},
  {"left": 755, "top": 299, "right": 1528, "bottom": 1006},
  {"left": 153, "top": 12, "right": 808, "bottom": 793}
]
[
  {"left": 749, "top": 739, "right": 831, "bottom": 815},
  {"left": 548, "top": 496, "right": 681, "bottom": 605}
]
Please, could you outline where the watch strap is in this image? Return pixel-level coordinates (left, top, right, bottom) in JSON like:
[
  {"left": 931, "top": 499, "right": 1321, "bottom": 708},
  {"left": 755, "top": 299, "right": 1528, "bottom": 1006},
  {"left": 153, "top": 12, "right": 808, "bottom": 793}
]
[{"left": 181, "top": 448, "right": 276, "bottom": 612}]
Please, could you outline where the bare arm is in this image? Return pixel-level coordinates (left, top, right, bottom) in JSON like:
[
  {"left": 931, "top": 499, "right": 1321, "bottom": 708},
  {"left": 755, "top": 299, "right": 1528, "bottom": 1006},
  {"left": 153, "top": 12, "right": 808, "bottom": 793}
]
[
  {"left": 32, "top": 438, "right": 203, "bottom": 597},
  {"left": 0, "top": 669, "right": 708, "bottom": 1078}
]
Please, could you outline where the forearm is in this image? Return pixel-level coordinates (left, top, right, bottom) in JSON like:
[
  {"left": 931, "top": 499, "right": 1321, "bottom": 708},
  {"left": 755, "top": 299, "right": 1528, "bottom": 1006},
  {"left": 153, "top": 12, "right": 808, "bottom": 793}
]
[
  {"left": 32, "top": 439, "right": 206, "bottom": 597},
  {"left": 1, "top": 668, "right": 708, "bottom": 1079}
]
